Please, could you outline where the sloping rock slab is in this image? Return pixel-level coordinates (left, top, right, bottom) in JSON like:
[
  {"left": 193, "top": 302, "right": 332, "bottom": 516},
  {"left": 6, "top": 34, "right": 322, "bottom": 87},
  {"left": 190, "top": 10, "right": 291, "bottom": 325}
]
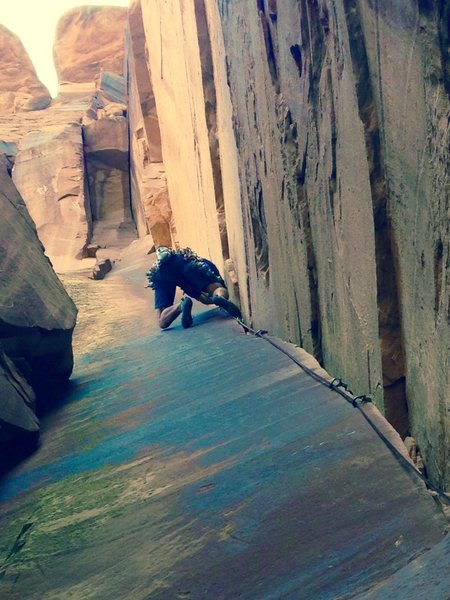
[
  {"left": 0, "top": 248, "right": 446, "bottom": 598},
  {"left": 356, "top": 534, "right": 450, "bottom": 599}
]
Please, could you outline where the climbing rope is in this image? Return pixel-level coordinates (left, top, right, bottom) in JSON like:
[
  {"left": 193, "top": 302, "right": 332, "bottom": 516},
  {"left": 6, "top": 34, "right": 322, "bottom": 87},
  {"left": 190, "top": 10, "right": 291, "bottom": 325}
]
[{"left": 236, "top": 317, "right": 450, "bottom": 508}]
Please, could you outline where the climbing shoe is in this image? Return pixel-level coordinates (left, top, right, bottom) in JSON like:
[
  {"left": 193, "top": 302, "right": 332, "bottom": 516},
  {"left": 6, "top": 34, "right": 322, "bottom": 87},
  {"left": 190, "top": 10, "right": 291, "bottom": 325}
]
[
  {"left": 181, "top": 297, "right": 193, "bottom": 328},
  {"left": 211, "top": 295, "right": 242, "bottom": 319}
]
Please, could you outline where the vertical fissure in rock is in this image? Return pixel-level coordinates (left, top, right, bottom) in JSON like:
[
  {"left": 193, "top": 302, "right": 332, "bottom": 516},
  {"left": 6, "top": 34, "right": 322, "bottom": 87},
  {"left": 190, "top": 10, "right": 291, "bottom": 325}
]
[
  {"left": 250, "top": 179, "right": 270, "bottom": 286},
  {"left": 300, "top": 0, "right": 327, "bottom": 156},
  {"left": 434, "top": 238, "right": 444, "bottom": 319},
  {"left": 257, "top": 2, "right": 279, "bottom": 91},
  {"left": 297, "top": 159, "right": 322, "bottom": 363},
  {"left": 290, "top": 2, "right": 325, "bottom": 361},
  {"left": 344, "top": 0, "right": 409, "bottom": 436},
  {"left": 282, "top": 98, "right": 322, "bottom": 361},
  {"left": 437, "top": 0, "right": 450, "bottom": 98},
  {"left": 126, "top": 106, "right": 136, "bottom": 227},
  {"left": 194, "top": 0, "right": 230, "bottom": 260},
  {"left": 292, "top": 287, "right": 304, "bottom": 348},
  {"left": 290, "top": 44, "right": 303, "bottom": 78},
  {"left": 327, "top": 68, "right": 337, "bottom": 221},
  {"left": 80, "top": 127, "right": 94, "bottom": 255}
]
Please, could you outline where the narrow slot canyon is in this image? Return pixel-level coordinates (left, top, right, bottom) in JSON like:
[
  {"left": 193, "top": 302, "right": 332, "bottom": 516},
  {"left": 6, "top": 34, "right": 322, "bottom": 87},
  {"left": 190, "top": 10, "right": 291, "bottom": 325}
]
[{"left": 0, "top": 1, "right": 449, "bottom": 598}]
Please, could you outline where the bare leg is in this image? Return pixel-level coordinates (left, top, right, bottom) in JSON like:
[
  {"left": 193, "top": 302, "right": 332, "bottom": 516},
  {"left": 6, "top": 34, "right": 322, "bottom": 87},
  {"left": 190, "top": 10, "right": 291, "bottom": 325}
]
[
  {"left": 156, "top": 302, "right": 182, "bottom": 329},
  {"left": 200, "top": 283, "right": 241, "bottom": 318},
  {"left": 208, "top": 283, "right": 229, "bottom": 299},
  {"left": 197, "top": 283, "right": 228, "bottom": 305}
]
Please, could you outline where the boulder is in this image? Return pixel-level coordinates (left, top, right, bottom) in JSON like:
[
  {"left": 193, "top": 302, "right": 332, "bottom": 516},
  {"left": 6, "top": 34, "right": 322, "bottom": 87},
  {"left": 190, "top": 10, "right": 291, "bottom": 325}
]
[
  {"left": 86, "top": 244, "right": 101, "bottom": 258},
  {"left": 91, "top": 258, "right": 113, "bottom": 280},
  {"left": 0, "top": 25, "right": 51, "bottom": 114},
  {"left": 54, "top": 6, "right": 128, "bottom": 84},
  {"left": 0, "top": 156, "right": 77, "bottom": 408}
]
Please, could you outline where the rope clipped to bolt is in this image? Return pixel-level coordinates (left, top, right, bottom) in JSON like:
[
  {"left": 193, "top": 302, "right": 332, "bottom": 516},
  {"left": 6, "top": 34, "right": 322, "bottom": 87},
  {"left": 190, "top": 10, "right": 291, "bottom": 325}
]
[{"left": 235, "top": 317, "right": 450, "bottom": 507}]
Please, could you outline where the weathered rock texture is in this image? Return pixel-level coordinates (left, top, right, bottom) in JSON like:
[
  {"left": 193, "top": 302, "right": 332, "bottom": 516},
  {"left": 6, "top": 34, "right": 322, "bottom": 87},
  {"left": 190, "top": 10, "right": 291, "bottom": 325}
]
[
  {"left": 54, "top": 6, "right": 127, "bottom": 84},
  {"left": 12, "top": 123, "right": 91, "bottom": 269},
  {"left": 83, "top": 96, "right": 136, "bottom": 258},
  {"left": 127, "top": 0, "right": 172, "bottom": 248},
  {"left": 0, "top": 25, "right": 51, "bottom": 114},
  {"left": 139, "top": 0, "right": 449, "bottom": 488},
  {"left": 140, "top": 0, "right": 224, "bottom": 268},
  {"left": 0, "top": 157, "right": 77, "bottom": 443}
]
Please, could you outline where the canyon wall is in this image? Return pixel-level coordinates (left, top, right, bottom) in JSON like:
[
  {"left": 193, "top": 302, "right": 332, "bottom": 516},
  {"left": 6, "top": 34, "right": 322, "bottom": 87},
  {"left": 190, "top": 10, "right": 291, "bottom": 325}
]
[
  {"left": 139, "top": 0, "right": 449, "bottom": 488},
  {"left": 140, "top": 0, "right": 225, "bottom": 268},
  {"left": 0, "top": 8, "right": 136, "bottom": 271},
  {"left": 54, "top": 6, "right": 127, "bottom": 85},
  {"left": 126, "top": 0, "right": 172, "bottom": 247}
]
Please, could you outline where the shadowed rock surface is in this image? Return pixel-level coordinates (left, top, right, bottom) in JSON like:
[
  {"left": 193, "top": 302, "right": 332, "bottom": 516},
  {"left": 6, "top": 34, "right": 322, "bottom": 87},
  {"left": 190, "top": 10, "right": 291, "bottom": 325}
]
[
  {"left": 0, "top": 350, "right": 38, "bottom": 445},
  {"left": 0, "top": 242, "right": 447, "bottom": 599},
  {"left": 0, "top": 157, "right": 77, "bottom": 444}
]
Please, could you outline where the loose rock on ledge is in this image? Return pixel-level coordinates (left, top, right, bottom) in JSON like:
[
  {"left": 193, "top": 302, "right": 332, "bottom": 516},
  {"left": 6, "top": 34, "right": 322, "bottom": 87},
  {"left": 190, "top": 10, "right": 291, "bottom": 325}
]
[{"left": 90, "top": 258, "right": 113, "bottom": 280}]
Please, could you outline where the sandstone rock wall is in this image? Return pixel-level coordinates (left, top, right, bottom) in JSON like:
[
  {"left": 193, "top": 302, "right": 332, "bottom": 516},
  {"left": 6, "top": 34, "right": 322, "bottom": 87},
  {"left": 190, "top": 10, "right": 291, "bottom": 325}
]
[
  {"left": 83, "top": 96, "right": 136, "bottom": 256},
  {"left": 139, "top": 0, "right": 449, "bottom": 487},
  {"left": 140, "top": 0, "right": 224, "bottom": 267},
  {"left": 127, "top": 0, "right": 172, "bottom": 247},
  {"left": 12, "top": 123, "right": 92, "bottom": 270},
  {"left": 356, "top": 0, "right": 449, "bottom": 486},
  {"left": 0, "top": 25, "right": 51, "bottom": 114},
  {"left": 0, "top": 157, "right": 77, "bottom": 444}
]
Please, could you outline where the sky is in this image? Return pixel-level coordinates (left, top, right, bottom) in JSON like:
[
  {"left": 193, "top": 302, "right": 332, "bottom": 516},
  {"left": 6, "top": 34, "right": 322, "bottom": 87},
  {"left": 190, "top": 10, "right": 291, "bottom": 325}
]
[{"left": 0, "top": 0, "right": 129, "bottom": 97}]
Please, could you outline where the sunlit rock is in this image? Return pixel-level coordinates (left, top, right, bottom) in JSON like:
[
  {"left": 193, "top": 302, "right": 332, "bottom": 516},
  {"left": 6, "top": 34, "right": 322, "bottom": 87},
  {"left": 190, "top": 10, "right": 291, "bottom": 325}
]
[
  {"left": 0, "top": 6, "right": 135, "bottom": 270},
  {"left": 12, "top": 123, "right": 92, "bottom": 269},
  {"left": 0, "top": 25, "right": 51, "bottom": 115},
  {"left": 140, "top": 0, "right": 223, "bottom": 265},
  {"left": 54, "top": 6, "right": 127, "bottom": 85},
  {"left": 127, "top": 0, "right": 172, "bottom": 247}
]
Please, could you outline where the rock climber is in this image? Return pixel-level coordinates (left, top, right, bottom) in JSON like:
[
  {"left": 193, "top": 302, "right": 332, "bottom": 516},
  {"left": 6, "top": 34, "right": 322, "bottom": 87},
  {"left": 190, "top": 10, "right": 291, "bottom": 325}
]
[{"left": 147, "top": 246, "right": 241, "bottom": 329}]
